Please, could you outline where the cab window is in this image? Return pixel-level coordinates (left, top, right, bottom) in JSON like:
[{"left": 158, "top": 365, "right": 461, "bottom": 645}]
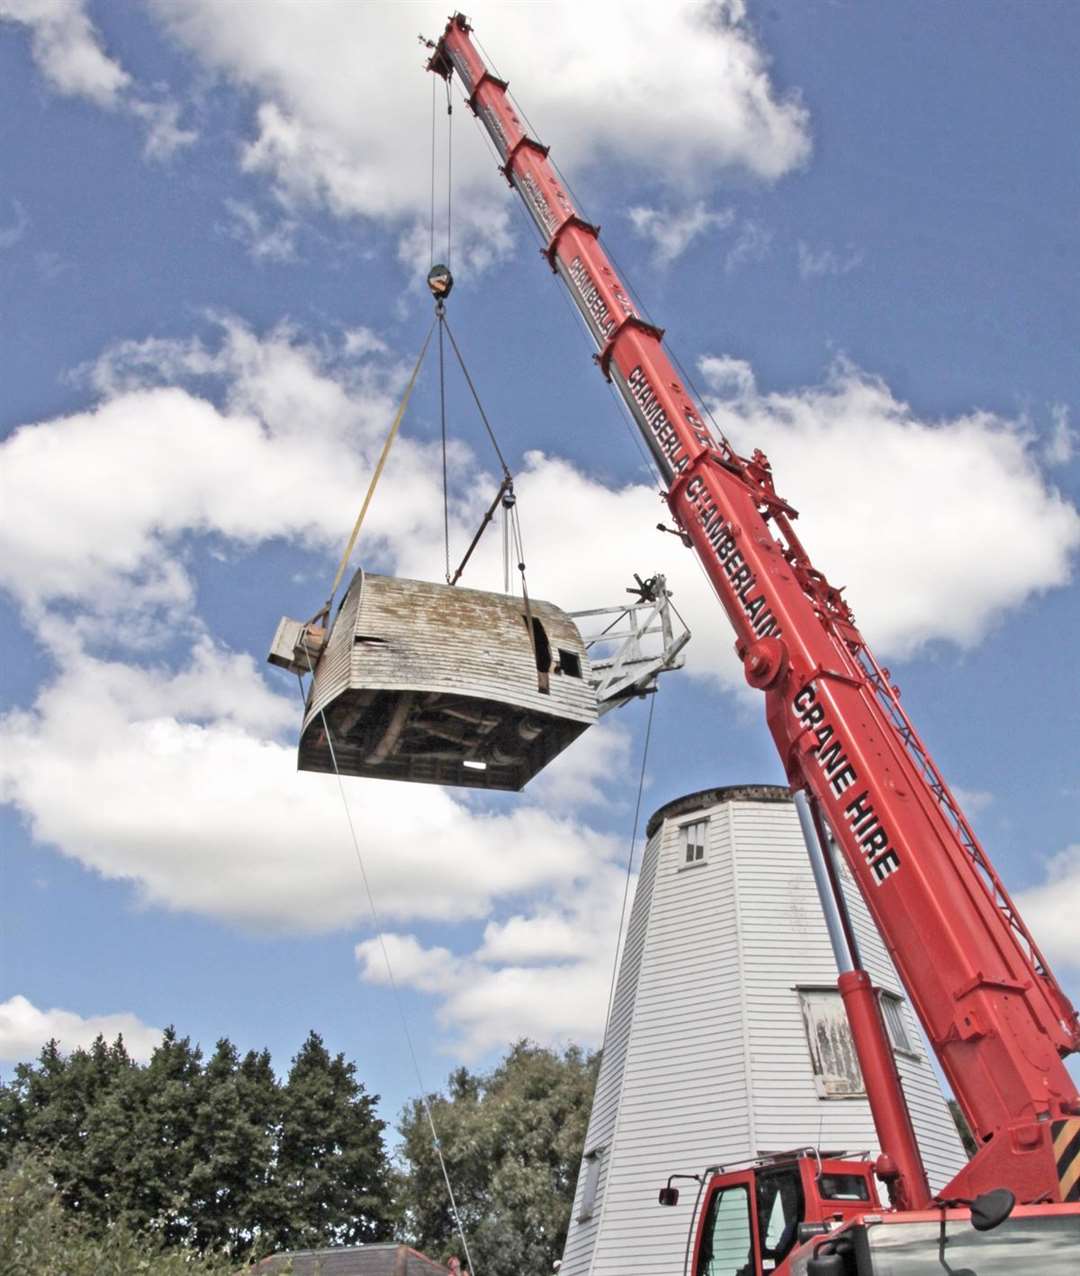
[
  {"left": 757, "top": 1168, "right": 803, "bottom": 1270},
  {"left": 819, "top": 1173, "right": 870, "bottom": 1201},
  {"left": 696, "top": 1184, "right": 755, "bottom": 1276}
]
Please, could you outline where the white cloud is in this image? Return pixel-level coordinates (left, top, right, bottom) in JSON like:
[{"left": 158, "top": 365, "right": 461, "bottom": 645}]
[
  {"left": 0, "top": 320, "right": 451, "bottom": 625},
  {"left": 527, "top": 719, "right": 633, "bottom": 812},
  {"left": 129, "top": 96, "right": 197, "bottom": 160},
  {"left": 797, "top": 239, "right": 864, "bottom": 279},
  {"left": 4, "top": 317, "right": 1077, "bottom": 674},
  {"left": 0, "top": 639, "right": 621, "bottom": 932},
  {"left": 2, "top": 319, "right": 1077, "bottom": 970},
  {"left": 221, "top": 198, "right": 299, "bottom": 263},
  {"left": 343, "top": 327, "right": 388, "bottom": 358},
  {"left": 356, "top": 862, "right": 630, "bottom": 1057},
  {"left": 0, "top": 994, "right": 163, "bottom": 1064},
  {"left": 698, "top": 353, "right": 756, "bottom": 400},
  {"left": 1015, "top": 845, "right": 1080, "bottom": 971},
  {"left": 395, "top": 199, "right": 515, "bottom": 279},
  {"left": 698, "top": 354, "right": 1080, "bottom": 655},
  {"left": 0, "top": 198, "right": 29, "bottom": 249},
  {"left": 150, "top": 0, "right": 810, "bottom": 264},
  {"left": 724, "top": 217, "right": 772, "bottom": 272},
  {"left": 1, "top": 0, "right": 193, "bottom": 156},
  {"left": 1044, "top": 403, "right": 1076, "bottom": 467},
  {"left": 1, "top": 0, "right": 130, "bottom": 107},
  {"left": 629, "top": 202, "right": 735, "bottom": 266},
  {"left": 949, "top": 786, "right": 993, "bottom": 816}
]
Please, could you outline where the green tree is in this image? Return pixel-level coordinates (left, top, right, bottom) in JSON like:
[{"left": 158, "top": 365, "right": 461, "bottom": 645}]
[
  {"left": 127, "top": 1026, "right": 206, "bottom": 1244},
  {"left": 185, "top": 1039, "right": 279, "bottom": 1257},
  {"left": 397, "top": 1040, "right": 599, "bottom": 1276},
  {"left": 0, "top": 1026, "right": 393, "bottom": 1262},
  {"left": 273, "top": 1030, "right": 394, "bottom": 1250},
  {"left": 0, "top": 1150, "right": 236, "bottom": 1276},
  {"left": 0, "top": 1033, "right": 140, "bottom": 1230},
  {"left": 948, "top": 1099, "right": 978, "bottom": 1158}
]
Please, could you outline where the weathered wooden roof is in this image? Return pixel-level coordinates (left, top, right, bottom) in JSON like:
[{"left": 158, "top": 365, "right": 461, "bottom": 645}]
[
  {"left": 298, "top": 570, "right": 597, "bottom": 790},
  {"left": 251, "top": 1242, "right": 446, "bottom": 1275},
  {"left": 645, "top": 784, "right": 792, "bottom": 838}
]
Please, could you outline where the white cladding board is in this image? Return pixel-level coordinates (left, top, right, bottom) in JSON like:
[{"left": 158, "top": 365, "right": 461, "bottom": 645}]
[{"left": 560, "top": 791, "right": 968, "bottom": 1276}]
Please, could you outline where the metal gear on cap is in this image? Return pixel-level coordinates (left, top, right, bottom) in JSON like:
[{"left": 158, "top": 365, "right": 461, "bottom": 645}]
[{"left": 427, "top": 263, "right": 453, "bottom": 300}]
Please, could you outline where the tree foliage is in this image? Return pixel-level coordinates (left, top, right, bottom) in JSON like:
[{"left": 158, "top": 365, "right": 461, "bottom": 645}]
[
  {"left": 1, "top": 1031, "right": 599, "bottom": 1272},
  {"left": 0, "top": 1028, "right": 393, "bottom": 1260},
  {"left": 396, "top": 1041, "right": 599, "bottom": 1276},
  {"left": 0, "top": 1150, "right": 235, "bottom": 1275},
  {"left": 947, "top": 1099, "right": 978, "bottom": 1158}
]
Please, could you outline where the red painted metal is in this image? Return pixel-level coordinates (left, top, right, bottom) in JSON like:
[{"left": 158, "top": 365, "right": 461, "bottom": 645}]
[
  {"left": 838, "top": 970, "right": 931, "bottom": 1210},
  {"left": 428, "top": 13, "right": 1080, "bottom": 1206}
]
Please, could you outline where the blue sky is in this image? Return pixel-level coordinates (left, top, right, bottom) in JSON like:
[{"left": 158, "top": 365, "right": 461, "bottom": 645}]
[{"left": 1, "top": 0, "right": 1078, "bottom": 1137}]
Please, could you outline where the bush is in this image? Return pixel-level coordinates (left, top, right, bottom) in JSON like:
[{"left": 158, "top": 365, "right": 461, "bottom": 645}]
[{"left": 0, "top": 1151, "right": 237, "bottom": 1276}]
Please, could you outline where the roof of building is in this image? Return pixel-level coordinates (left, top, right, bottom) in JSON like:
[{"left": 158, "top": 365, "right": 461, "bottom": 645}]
[
  {"left": 250, "top": 1243, "right": 448, "bottom": 1276},
  {"left": 645, "top": 783, "right": 791, "bottom": 838}
]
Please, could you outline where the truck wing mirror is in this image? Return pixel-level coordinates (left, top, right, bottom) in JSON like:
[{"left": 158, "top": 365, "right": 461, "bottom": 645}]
[
  {"left": 970, "top": 1187, "right": 1015, "bottom": 1232},
  {"left": 658, "top": 1186, "right": 679, "bottom": 1206}
]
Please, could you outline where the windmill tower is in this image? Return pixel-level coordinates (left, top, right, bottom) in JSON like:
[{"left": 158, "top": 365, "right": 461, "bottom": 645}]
[{"left": 560, "top": 785, "right": 967, "bottom": 1276}]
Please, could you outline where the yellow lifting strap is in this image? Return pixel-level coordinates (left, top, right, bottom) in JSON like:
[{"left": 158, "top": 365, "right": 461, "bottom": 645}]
[{"left": 323, "top": 319, "right": 436, "bottom": 612}]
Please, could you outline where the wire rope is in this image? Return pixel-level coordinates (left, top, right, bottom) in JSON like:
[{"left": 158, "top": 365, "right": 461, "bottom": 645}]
[
  {"left": 503, "top": 495, "right": 511, "bottom": 594},
  {"left": 440, "top": 314, "right": 513, "bottom": 480},
  {"left": 601, "top": 694, "right": 656, "bottom": 1048},
  {"left": 445, "top": 77, "right": 454, "bottom": 269},
  {"left": 301, "top": 647, "right": 478, "bottom": 1276},
  {"left": 430, "top": 75, "right": 437, "bottom": 267},
  {"left": 438, "top": 313, "right": 451, "bottom": 582}
]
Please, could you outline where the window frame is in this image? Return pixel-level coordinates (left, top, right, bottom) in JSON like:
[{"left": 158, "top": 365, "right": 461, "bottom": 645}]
[
  {"left": 796, "top": 985, "right": 920, "bottom": 1100},
  {"left": 577, "top": 1146, "right": 604, "bottom": 1222},
  {"left": 680, "top": 817, "right": 709, "bottom": 867},
  {"left": 694, "top": 1179, "right": 757, "bottom": 1276},
  {"left": 797, "top": 985, "right": 865, "bottom": 1100},
  {"left": 878, "top": 989, "right": 919, "bottom": 1059}
]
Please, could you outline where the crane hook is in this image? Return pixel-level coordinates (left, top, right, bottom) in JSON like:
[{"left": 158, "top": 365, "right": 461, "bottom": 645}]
[{"left": 428, "top": 263, "right": 454, "bottom": 308}]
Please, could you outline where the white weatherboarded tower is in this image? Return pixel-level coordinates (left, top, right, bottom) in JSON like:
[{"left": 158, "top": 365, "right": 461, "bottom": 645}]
[{"left": 560, "top": 785, "right": 967, "bottom": 1276}]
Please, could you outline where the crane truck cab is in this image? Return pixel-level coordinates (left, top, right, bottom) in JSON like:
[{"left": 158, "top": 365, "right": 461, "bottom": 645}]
[
  {"left": 663, "top": 1152, "right": 877, "bottom": 1276},
  {"left": 668, "top": 1153, "right": 1080, "bottom": 1275}
]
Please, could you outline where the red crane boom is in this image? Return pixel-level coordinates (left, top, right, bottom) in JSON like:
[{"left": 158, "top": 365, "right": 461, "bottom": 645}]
[{"left": 428, "top": 14, "right": 1079, "bottom": 1209}]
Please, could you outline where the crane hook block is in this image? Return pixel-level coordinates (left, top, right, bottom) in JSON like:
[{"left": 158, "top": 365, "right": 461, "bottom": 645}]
[{"left": 427, "top": 263, "right": 454, "bottom": 301}]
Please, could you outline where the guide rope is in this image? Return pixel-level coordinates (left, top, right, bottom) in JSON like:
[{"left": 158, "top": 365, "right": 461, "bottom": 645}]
[
  {"left": 319, "top": 316, "right": 436, "bottom": 620},
  {"left": 300, "top": 647, "right": 478, "bottom": 1276},
  {"left": 320, "top": 320, "right": 436, "bottom": 622}
]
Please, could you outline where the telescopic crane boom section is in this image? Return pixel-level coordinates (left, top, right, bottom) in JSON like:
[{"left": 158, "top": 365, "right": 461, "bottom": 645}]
[{"left": 428, "top": 13, "right": 1080, "bottom": 1209}]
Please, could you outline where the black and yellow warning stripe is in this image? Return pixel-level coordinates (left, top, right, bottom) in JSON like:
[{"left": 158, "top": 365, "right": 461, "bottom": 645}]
[{"left": 1053, "top": 1119, "right": 1080, "bottom": 1203}]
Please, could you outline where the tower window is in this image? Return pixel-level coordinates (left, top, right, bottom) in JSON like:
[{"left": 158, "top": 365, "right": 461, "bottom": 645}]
[
  {"left": 879, "top": 990, "right": 917, "bottom": 1056},
  {"left": 681, "top": 819, "right": 708, "bottom": 864},
  {"left": 578, "top": 1147, "right": 604, "bottom": 1221}
]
